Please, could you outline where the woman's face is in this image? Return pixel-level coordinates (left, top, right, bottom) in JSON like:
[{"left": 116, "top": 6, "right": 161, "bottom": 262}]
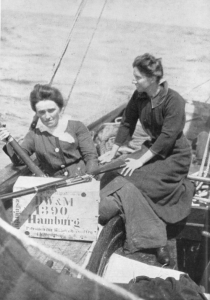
[
  {"left": 35, "top": 100, "right": 62, "bottom": 128},
  {"left": 132, "top": 67, "right": 154, "bottom": 93}
]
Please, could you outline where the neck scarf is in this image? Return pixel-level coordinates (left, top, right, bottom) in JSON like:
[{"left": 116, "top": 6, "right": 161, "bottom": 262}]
[{"left": 37, "top": 115, "right": 75, "bottom": 143}]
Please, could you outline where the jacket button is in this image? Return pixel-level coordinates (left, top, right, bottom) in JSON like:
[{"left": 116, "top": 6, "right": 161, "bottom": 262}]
[
  {"left": 55, "top": 148, "right": 59, "bottom": 152},
  {"left": 61, "top": 165, "right": 65, "bottom": 168},
  {"left": 64, "top": 171, "right": 68, "bottom": 176}
]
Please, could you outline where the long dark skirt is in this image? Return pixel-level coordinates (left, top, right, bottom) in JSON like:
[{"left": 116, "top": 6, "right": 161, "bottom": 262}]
[
  {"left": 99, "top": 141, "right": 195, "bottom": 252},
  {"left": 100, "top": 177, "right": 167, "bottom": 253}
]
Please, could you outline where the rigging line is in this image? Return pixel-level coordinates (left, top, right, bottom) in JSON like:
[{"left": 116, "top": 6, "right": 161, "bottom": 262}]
[
  {"left": 30, "top": 0, "right": 87, "bottom": 130},
  {"left": 49, "top": 0, "right": 88, "bottom": 86},
  {"left": 204, "top": 93, "right": 210, "bottom": 103},
  {"left": 64, "top": 0, "right": 108, "bottom": 110},
  {"left": 183, "top": 78, "right": 210, "bottom": 97}
]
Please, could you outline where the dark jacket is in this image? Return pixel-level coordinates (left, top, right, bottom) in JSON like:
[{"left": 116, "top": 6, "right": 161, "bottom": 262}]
[
  {"left": 102, "top": 82, "right": 195, "bottom": 223},
  {"left": 4, "top": 120, "right": 98, "bottom": 177}
]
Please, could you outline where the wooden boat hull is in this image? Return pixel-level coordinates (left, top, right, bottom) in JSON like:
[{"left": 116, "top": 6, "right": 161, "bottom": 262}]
[
  {"left": 0, "top": 99, "right": 209, "bottom": 193},
  {"left": 0, "top": 100, "right": 210, "bottom": 296},
  {"left": 87, "top": 209, "right": 210, "bottom": 291},
  {"left": 87, "top": 216, "right": 126, "bottom": 276},
  {"left": 0, "top": 204, "right": 128, "bottom": 300},
  {"left": 87, "top": 101, "right": 210, "bottom": 292}
]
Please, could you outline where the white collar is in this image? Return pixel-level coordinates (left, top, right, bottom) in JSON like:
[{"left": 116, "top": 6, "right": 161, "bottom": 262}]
[{"left": 37, "top": 115, "right": 75, "bottom": 143}]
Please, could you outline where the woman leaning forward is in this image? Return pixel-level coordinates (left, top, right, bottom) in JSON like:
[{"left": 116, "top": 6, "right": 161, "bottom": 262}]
[{"left": 99, "top": 53, "right": 195, "bottom": 265}]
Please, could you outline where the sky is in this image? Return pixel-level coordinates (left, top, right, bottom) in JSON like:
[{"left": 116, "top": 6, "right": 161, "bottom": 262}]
[{"left": 2, "top": 0, "right": 210, "bottom": 30}]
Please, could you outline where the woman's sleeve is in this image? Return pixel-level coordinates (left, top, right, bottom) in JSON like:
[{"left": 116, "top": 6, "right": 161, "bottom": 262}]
[
  {"left": 150, "top": 93, "right": 186, "bottom": 158},
  {"left": 114, "top": 91, "right": 139, "bottom": 146},
  {"left": 3, "top": 131, "right": 35, "bottom": 166},
  {"left": 75, "top": 121, "right": 98, "bottom": 173}
]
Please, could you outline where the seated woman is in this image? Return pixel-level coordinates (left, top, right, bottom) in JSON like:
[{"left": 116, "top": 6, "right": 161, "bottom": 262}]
[
  {"left": 99, "top": 53, "right": 195, "bottom": 265},
  {"left": 0, "top": 84, "right": 98, "bottom": 177}
]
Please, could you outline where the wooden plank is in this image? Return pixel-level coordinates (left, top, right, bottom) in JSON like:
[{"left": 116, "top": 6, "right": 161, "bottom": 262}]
[
  {"left": 4, "top": 195, "right": 93, "bottom": 275},
  {"left": 24, "top": 238, "right": 92, "bottom": 274},
  {"left": 103, "top": 252, "right": 182, "bottom": 283},
  {"left": 0, "top": 218, "right": 132, "bottom": 300},
  {"left": 13, "top": 176, "right": 100, "bottom": 241}
]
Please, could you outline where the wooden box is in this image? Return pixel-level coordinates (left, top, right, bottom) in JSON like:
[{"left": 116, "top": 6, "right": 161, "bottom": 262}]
[{"left": 13, "top": 176, "right": 100, "bottom": 241}]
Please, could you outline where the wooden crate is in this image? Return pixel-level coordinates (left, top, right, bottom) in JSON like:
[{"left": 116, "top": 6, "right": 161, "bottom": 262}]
[{"left": 13, "top": 176, "right": 100, "bottom": 241}]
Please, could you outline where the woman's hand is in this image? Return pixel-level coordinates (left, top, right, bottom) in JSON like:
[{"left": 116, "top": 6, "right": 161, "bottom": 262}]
[
  {"left": 121, "top": 158, "right": 143, "bottom": 176},
  {"left": 98, "top": 150, "right": 116, "bottom": 164},
  {"left": 0, "top": 127, "right": 10, "bottom": 142}
]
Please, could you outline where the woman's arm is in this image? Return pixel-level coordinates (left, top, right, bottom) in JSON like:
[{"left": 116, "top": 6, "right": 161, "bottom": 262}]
[
  {"left": 99, "top": 91, "right": 139, "bottom": 163},
  {"left": 150, "top": 91, "right": 186, "bottom": 158},
  {"left": 121, "top": 91, "right": 186, "bottom": 176},
  {"left": 75, "top": 121, "right": 98, "bottom": 173},
  {"left": 115, "top": 91, "right": 139, "bottom": 146},
  {"left": 3, "top": 130, "right": 35, "bottom": 166}
]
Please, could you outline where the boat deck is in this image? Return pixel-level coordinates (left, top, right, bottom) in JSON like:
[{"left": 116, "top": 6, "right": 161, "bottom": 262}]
[
  {"left": 26, "top": 239, "right": 92, "bottom": 274},
  {"left": 3, "top": 161, "right": 209, "bottom": 282},
  {"left": 115, "top": 239, "right": 177, "bottom": 269},
  {"left": 4, "top": 205, "right": 93, "bottom": 275}
]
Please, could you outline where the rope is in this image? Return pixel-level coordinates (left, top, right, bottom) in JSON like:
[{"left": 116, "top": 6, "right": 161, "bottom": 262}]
[
  {"left": 204, "top": 150, "right": 210, "bottom": 177},
  {"left": 0, "top": 218, "right": 142, "bottom": 300},
  {"left": 184, "top": 78, "right": 210, "bottom": 99},
  {"left": 30, "top": 0, "right": 87, "bottom": 130},
  {"left": 64, "top": 0, "right": 108, "bottom": 110},
  {"left": 196, "top": 130, "right": 210, "bottom": 190},
  {"left": 205, "top": 93, "right": 210, "bottom": 103},
  {"left": 49, "top": 0, "right": 88, "bottom": 86},
  {"left": 198, "top": 131, "right": 210, "bottom": 177}
]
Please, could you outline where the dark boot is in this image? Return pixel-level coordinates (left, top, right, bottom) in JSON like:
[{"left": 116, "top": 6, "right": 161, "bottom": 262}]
[{"left": 156, "top": 246, "right": 170, "bottom": 266}]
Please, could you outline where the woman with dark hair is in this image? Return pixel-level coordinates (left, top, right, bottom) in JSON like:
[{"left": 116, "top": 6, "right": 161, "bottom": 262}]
[
  {"left": 0, "top": 84, "right": 98, "bottom": 177},
  {"left": 99, "top": 53, "right": 194, "bottom": 265}
]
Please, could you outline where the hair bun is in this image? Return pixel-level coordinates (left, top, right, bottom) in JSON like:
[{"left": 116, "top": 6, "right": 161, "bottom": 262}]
[{"left": 132, "top": 53, "right": 164, "bottom": 82}]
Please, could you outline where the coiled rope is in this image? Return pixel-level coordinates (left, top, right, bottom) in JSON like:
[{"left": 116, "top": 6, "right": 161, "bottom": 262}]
[
  {"left": 0, "top": 217, "right": 142, "bottom": 300},
  {"left": 184, "top": 78, "right": 210, "bottom": 102}
]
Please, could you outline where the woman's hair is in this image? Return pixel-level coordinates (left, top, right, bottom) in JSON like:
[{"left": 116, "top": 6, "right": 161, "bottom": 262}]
[
  {"left": 30, "top": 84, "right": 64, "bottom": 112},
  {"left": 132, "top": 53, "right": 163, "bottom": 83}
]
